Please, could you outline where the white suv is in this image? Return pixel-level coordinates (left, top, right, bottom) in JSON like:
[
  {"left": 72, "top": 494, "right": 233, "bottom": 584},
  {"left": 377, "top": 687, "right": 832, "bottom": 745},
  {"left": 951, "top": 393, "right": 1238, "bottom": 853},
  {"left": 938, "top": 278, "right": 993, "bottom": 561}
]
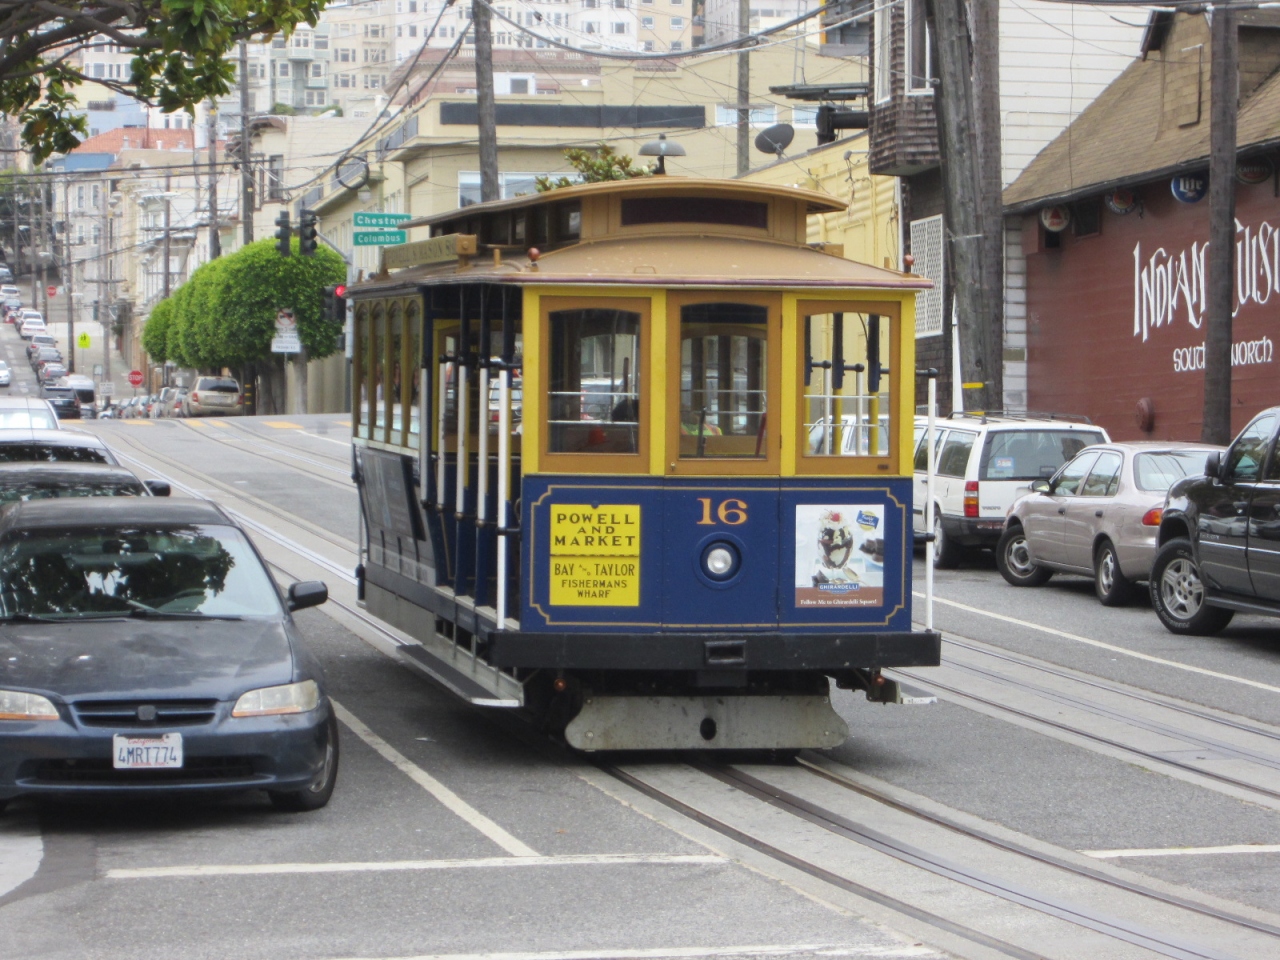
[{"left": 913, "top": 413, "right": 1110, "bottom": 567}]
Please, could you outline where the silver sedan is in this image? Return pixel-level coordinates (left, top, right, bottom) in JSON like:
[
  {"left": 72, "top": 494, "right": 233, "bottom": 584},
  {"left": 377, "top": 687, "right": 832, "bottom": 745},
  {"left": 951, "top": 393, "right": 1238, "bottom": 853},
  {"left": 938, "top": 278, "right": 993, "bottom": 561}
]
[{"left": 996, "top": 441, "right": 1224, "bottom": 605}]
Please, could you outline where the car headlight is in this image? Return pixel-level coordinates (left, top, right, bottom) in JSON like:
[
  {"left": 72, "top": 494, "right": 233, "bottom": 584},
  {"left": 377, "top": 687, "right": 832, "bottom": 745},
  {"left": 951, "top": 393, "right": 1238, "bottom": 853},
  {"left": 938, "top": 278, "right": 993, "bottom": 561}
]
[
  {"left": 232, "top": 680, "right": 320, "bottom": 718},
  {"left": 0, "top": 689, "right": 59, "bottom": 720}
]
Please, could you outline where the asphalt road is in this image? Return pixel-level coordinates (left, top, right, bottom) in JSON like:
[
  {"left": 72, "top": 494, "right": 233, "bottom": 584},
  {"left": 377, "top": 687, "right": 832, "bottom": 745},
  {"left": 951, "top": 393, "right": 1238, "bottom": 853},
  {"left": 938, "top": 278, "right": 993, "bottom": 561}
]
[{"left": 2, "top": 331, "right": 1280, "bottom": 957}]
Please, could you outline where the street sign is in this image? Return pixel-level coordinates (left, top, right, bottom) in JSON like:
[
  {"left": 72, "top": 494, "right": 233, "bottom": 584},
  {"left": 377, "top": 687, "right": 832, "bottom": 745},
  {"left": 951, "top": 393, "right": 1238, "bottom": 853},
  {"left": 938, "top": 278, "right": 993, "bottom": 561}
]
[
  {"left": 353, "top": 212, "right": 412, "bottom": 229},
  {"left": 77, "top": 332, "right": 91, "bottom": 349},
  {"left": 46, "top": 285, "right": 56, "bottom": 297},
  {"left": 127, "top": 370, "right": 144, "bottom": 388},
  {"left": 100, "top": 382, "right": 114, "bottom": 397},
  {"left": 272, "top": 308, "right": 301, "bottom": 354},
  {"left": 353, "top": 230, "right": 407, "bottom": 247}
]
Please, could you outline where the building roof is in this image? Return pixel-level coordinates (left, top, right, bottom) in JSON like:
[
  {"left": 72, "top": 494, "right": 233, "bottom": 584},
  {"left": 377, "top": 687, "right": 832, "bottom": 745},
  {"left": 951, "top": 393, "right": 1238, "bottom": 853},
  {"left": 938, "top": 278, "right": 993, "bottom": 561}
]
[
  {"left": 1004, "top": 12, "right": 1280, "bottom": 212},
  {"left": 70, "top": 127, "right": 195, "bottom": 155}
]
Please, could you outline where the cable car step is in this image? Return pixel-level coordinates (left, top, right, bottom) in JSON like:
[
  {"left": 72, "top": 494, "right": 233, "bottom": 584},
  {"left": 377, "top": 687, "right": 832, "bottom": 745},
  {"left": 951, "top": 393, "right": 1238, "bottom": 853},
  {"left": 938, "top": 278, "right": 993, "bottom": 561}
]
[
  {"left": 564, "top": 694, "right": 849, "bottom": 752},
  {"left": 397, "top": 644, "right": 522, "bottom": 708}
]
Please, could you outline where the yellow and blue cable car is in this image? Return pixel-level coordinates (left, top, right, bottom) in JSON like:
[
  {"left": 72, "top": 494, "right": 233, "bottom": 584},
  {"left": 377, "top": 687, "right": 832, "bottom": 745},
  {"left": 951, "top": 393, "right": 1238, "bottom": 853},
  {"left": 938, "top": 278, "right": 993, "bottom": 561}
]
[{"left": 348, "top": 176, "right": 940, "bottom": 750}]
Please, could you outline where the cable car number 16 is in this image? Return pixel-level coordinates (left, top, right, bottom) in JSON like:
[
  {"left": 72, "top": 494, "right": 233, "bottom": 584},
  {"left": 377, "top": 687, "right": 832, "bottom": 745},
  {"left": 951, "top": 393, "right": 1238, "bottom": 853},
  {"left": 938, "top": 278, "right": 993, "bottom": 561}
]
[{"left": 695, "top": 498, "right": 748, "bottom": 526}]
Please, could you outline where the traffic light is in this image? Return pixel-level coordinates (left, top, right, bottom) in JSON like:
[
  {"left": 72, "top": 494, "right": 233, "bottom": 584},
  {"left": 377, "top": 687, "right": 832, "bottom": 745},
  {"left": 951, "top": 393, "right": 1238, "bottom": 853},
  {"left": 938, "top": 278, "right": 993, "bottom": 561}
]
[
  {"left": 298, "top": 209, "right": 319, "bottom": 256},
  {"left": 274, "top": 211, "right": 292, "bottom": 257},
  {"left": 321, "top": 284, "right": 347, "bottom": 324}
]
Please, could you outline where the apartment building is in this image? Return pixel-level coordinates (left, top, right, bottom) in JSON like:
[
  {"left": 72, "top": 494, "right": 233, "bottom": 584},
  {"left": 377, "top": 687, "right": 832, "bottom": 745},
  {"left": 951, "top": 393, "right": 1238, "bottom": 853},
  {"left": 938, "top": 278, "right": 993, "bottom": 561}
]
[{"left": 702, "top": 0, "right": 816, "bottom": 46}]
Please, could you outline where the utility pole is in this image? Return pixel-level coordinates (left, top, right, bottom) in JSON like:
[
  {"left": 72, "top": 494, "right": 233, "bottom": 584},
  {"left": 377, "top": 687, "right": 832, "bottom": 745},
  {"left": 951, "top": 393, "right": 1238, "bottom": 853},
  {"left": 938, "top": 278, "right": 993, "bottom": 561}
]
[
  {"left": 101, "top": 178, "right": 112, "bottom": 382},
  {"left": 474, "top": 1, "right": 499, "bottom": 202},
  {"left": 929, "top": 0, "right": 1004, "bottom": 413},
  {"left": 30, "top": 172, "right": 40, "bottom": 310},
  {"left": 207, "top": 100, "right": 220, "bottom": 260},
  {"left": 162, "top": 172, "right": 173, "bottom": 301},
  {"left": 36, "top": 172, "right": 47, "bottom": 317},
  {"left": 63, "top": 176, "right": 74, "bottom": 373},
  {"left": 736, "top": 0, "right": 750, "bottom": 176},
  {"left": 1203, "top": 6, "right": 1238, "bottom": 445},
  {"left": 11, "top": 175, "right": 20, "bottom": 287},
  {"left": 239, "top": 39, "right": 255, "bottom": 244}
]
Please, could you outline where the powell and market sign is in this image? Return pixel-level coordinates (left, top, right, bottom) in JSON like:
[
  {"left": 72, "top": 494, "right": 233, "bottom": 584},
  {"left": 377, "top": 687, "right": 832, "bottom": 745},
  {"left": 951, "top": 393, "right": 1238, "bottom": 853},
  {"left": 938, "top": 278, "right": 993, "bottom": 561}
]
[{"left": 1133, "top": 217, "right": 1280, "bottom": 372}]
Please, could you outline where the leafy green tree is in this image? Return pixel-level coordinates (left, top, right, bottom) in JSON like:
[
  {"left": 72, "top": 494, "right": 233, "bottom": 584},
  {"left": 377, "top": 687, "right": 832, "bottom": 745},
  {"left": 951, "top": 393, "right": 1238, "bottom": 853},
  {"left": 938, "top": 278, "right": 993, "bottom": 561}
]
[
  {"left": 535, "top": 144, "right": 653, "bottom": 192},
  {"left": 215, "top": 238, "right": 345, "bottom": 363},
  {"left": 0, "top": 0, "right": 326, "bottom": 161},
  {"left": 141, "top": 297, "right": 173, "bottom": 364}
]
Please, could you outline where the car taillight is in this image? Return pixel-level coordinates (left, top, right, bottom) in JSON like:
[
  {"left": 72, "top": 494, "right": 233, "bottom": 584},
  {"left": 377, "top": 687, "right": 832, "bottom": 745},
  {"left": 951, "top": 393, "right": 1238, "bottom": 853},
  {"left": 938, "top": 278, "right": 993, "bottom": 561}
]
[
  {"left": 1142, "top": 507, "right": 1163, "bottom": 527},
  {"left": 964, "top": 481, "right": 980, "bottom": 518},
  {"left": 190, "top": 392, "right": 199, "bottom": 402}
]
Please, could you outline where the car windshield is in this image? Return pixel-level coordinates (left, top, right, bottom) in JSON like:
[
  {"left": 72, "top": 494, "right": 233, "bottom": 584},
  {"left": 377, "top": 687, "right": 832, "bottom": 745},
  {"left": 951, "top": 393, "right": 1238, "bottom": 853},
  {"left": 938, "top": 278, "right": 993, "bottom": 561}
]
[
  {"left": 0, "top": 409, "right": 57, "bottom": 429},
  {"left": 0, "top": 524, "right": 281, "bottom": 619},
  {"left": 980, "top": 429, "right": 1106, "bottom": 481},
  {"left": 1134, "top": 451, "right": 1214, "bottom": 492},
  {"left": 0, "top": 476, "right": 145, "bottom": 503},
  {"left": 0, "top": 443, "right": 107, "bottom": 463}
]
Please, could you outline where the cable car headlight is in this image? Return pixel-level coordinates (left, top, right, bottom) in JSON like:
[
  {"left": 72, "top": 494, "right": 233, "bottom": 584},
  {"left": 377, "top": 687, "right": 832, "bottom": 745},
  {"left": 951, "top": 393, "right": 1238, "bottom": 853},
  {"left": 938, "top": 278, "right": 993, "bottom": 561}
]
[{"left": 702, "top": 543, "right": 739, "bottom": 581}]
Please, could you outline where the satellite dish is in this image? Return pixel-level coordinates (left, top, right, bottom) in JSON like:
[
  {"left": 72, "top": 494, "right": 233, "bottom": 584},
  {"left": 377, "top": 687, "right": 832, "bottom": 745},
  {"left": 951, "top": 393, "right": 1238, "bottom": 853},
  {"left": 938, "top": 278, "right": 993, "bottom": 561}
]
[{"left": 754, "top": 123, "right": 795, "bottom": 157}]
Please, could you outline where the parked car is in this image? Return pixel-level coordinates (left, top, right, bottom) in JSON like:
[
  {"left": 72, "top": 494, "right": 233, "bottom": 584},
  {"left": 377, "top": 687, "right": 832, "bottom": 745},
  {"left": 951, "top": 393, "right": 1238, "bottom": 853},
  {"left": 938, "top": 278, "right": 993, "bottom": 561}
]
[
  {"left": 0, "top": 285, "right": 19, "bottom": 300},
  {"left": 0, "top": 499, "right": 336, "bottom": 812},
  {"left": 18, "top": 319, "right": 46, "bottom": 341},
  {"left": 0, "top": 264, "right": 13, "bottom": 283},
  {"left": 151, "top": 387, "right": 181, "bottom": 418},
  {"left": 37, "top": 363, "right": 67, "bottom": 386},
  {"left": 0, "top": 429, "right": 115, "bottom": 463},
  {"left": 64, "top": 378, "right": 98, "bottom": 418},
  {"left": 1150, "top": 408, "right": 1280, "bottom": 635},
  {"left": 36, "top": 386, "right": 80, "bottom": 419},
  {"left": 184, "top": 376, "right": 244, "bottom": 417},
  {"left": 0, "top": 361, "right": 10, "bottom": 388},
  {"left": 996, "top": 441, "right": 1224, "bottom": 604},
  {"left": 912, "top": 413, "right": 1110, "bottom": 567},
  {"left": 0, "top": 463, "right": 168, "bottom": 503},
  {"left": 30, "top": 346, "right": 62, "bottom": 371},
  {"left": 26, "top": 334, "right": 58, "bottom": 362},
  {"left": 0, "top": 397, "right": 60, "bottom": 431}
]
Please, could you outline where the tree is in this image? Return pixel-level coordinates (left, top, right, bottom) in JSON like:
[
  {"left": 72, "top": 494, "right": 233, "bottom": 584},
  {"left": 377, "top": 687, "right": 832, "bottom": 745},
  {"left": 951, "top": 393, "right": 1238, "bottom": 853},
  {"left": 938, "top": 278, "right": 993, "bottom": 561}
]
[
  {"left": 141, "top": 296, "right": 173, "bottom": 363},
  {"left": 535, "top": 144, "right": 653, "bottom": 192},
  {"left": 0, "top": 0, "right": 326, "bottom": 161}
]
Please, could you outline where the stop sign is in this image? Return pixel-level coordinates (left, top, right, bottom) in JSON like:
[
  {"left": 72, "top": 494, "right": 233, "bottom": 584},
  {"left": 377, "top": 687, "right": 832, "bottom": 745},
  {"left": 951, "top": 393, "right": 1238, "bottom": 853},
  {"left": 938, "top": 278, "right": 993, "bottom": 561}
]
[
  {"left": 127, "top": 370, "right": 144, "bottom": 388},
  {"left": 46, "top": 285, "right": 56, "bottom": 297}
]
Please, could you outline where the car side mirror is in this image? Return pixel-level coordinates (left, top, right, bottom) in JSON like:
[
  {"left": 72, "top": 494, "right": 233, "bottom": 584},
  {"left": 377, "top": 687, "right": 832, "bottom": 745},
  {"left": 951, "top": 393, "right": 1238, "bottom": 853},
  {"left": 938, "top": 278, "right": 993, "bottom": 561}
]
[
  {"left": 287, "top": 580, "right": 328, "bottom": 612},
  {"left": 1029, "top": 479, "right": 1050, "bottom": 494},
  {"left": 143, "top": 479, "right": 171, "bottom": 497},
  {"left": 1204, "top": 451, "right": 1223, "bottom": 482}
]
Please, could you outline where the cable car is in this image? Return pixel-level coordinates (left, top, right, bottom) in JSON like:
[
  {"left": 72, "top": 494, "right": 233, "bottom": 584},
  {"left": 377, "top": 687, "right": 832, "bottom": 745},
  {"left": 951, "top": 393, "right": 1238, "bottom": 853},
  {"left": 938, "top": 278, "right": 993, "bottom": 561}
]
[{"left": 347, "top": 176, "right": 940, "bottom": 750}]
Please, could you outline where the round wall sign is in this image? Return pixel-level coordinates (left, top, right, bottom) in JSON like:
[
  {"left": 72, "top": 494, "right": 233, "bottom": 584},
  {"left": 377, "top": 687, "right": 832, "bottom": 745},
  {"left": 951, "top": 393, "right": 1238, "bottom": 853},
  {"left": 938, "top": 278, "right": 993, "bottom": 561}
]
[
  {"left": 1040, "top": 205, "right": 1071, "bottom": 232},
  {"left": 1104, "top": 188, "right": 1138, "bottom": 215},
  {"left": 1171, "top": 174, "right": 1208, "bottom": 203},
  {"left": 1236, "top": 157, "right": 1274, "bottom": 185}
]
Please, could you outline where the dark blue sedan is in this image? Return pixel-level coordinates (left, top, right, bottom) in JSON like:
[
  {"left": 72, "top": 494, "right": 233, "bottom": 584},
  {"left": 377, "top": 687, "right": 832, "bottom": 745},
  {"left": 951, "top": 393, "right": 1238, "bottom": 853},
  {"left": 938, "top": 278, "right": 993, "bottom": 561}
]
[{"left": 0, "top": 499, "right": 337, "bottom": 812}]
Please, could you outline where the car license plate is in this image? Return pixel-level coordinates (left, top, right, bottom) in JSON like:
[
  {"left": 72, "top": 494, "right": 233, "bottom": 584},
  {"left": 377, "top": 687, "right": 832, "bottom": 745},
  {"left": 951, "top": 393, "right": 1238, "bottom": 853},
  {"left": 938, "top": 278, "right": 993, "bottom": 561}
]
[{"left": 113, "top": 733, "right": 183, "bottom": 769}]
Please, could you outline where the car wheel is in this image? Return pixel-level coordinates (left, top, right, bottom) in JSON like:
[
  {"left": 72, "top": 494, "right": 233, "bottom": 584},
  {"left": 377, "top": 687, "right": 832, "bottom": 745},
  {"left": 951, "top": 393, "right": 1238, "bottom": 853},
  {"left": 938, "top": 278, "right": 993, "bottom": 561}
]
[
  {"left": 1149, "top": 539, "right": 1234, "bottom": 636},
  {"left": 269, "top": 714, "right": 339, "bottom": 812},
  {"left": 996, "top": 524, "right": 1052, "bottom": 586},
  {"left": 1094, "top": 540, "right": 1135, "bottom": 606},
  {"left": 933, "top": 513, "right": 963, "bottom": 569}
]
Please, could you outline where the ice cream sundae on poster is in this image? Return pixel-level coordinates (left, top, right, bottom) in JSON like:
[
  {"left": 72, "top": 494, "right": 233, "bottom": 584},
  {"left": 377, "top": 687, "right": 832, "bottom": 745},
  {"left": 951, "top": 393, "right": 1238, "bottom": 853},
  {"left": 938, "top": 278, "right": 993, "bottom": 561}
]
[{"left": 794, "top": 505, "right": 885, "bottom": 607}]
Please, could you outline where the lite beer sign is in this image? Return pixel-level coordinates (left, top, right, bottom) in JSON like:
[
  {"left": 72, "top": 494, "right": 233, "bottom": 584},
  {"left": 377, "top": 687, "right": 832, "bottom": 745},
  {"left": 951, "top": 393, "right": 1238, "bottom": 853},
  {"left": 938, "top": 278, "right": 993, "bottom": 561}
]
[{"left": 1133, "top": 216, "right": 1280, "bottom": 373}]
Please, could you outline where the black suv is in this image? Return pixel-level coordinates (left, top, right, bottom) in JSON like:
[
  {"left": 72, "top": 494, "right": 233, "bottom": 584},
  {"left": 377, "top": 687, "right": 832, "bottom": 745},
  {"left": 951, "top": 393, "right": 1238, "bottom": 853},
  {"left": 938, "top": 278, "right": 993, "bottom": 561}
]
[
  {"left": 39, "top": 386, "right": 81, "bottom": 420},
  {"left": 1152, "top": 406, "right": 1280, "bottom": 634}
]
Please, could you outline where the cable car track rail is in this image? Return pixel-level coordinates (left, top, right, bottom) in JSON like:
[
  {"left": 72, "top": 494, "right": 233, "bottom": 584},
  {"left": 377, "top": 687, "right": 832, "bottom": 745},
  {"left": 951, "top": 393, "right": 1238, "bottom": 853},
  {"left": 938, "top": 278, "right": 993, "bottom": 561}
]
[
  {"left": 607, "top": 761, "right": 1262, "bottom": 960},
  {"left": 174, "top": 417, "right": 353, "bottom": 487}
]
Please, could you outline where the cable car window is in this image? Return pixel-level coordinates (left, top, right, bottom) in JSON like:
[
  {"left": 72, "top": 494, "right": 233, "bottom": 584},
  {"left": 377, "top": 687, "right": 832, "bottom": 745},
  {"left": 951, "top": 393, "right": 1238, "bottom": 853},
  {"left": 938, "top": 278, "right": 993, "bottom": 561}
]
[
  {"left": 803, "top": 312, "right": 891, "bottom": 458},
  {"left": 388, "top": 303, "right": 403, "bottom": 445},
  {"left": 353, "top": 304, "right": 368, "bottom": 439},
  {"left": 679, "top": 303, "right": 767, "bottom": 459},
  {"left": 548, "top": 308, "right": 640, "bottom": 454},
  {"left": 371, "top": 304, "right": 386, "bottom": 438},
  {"left": 406, "top": 301, "right": 421, "bottom": 441}
]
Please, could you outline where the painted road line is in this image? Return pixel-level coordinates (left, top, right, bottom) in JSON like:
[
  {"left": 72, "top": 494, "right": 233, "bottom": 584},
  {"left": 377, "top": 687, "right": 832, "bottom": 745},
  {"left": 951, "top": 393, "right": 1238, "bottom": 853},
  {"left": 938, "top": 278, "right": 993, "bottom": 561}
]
[
  {"left": 206, "top": 419, "right": 232, "bottom": 428},
  {"left": 0, "top": 812, "right": 42, "bottom": 899},
  {"left": 334, "top": 420, "right": 352, "bottom": 427},
  {"left": 105, "top": 853, "right": 726, "bottom": 880},
  {"left": 320, "top": 947, "right": 939, "bottom": 960},
  {"left": 265, "top": 421, "right": 302, "bottom": 429},
  {"left": 121, "top": 419, "right": 154, "bottom": 426},
  {"left": 1083, "top": 844, "right": 1280, "bottom": 859},
  {"left": 332, "top": 700, "right": 540, "bottom": 857},
  {"left": 913, "top": 592, "right": 1280, "bottom": 696}
]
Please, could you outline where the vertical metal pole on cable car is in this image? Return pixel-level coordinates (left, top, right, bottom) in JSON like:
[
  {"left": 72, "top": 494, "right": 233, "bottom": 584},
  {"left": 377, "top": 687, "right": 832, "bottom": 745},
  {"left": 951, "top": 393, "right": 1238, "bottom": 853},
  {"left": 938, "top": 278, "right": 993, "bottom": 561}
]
[
  {"left": 419, "top": 298, "right": 432, "bottom": 511},
  {"left": 925, "top": 370, "right": 937, "bottom": 632},
  {"left": 495, "top": 291, "right": 512, "bottom": 629},
  {"left": 456, "top": 296, "right": 470, "bottom": 529},
  {"left": 476, "top": 292, "right": 490, "bottom": 536}
]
